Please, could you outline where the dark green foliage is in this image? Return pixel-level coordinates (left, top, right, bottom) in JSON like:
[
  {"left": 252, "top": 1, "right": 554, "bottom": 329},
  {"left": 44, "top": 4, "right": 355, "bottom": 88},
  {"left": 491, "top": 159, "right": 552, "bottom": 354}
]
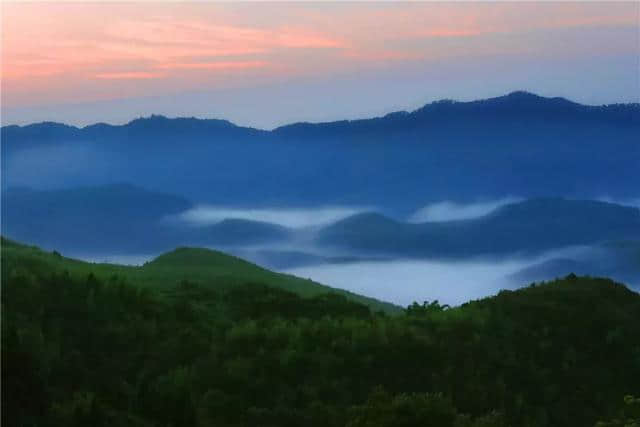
[
  {"left": 406, "top": 300, "right": 451, "bottom": 316},
  {"left": 596, "top": 396, "right": 640, "bottom": 427},
  {"left": 347, "top": 387, "right": 507, "bottom": 427},
  {"left": 3, "top": 243, "right": 640, "bottom": 427}
]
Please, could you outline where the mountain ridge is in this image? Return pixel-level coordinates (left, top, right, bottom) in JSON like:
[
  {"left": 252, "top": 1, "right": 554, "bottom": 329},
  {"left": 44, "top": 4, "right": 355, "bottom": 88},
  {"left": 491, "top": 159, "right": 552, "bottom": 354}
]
[
  {"left": 3, "top": 90, "right": 639, "bottom": 207},
  {"left": 3, "top": 91, "right": 639, "bottom": 134}
]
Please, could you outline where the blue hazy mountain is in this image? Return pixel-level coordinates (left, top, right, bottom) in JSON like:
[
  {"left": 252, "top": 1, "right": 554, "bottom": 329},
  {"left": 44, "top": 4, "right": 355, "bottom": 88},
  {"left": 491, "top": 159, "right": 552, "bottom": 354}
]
[
  {"left": 3, "top": 92, "right": 638, "bottom": 209},
  {"left": 316, "top": 198, "right": 640, "bottom": 258},
  {"left": 1, "top": 185, "right": 291, "bottom": 253},
  {"left": 4, "top": 184, "right": 640, "bottom": 263},
  {"left": 194, "top": 219, "right": 292, "bottom": 246},
  {"left": 1, "top": 184, "right": 191, "bottom": 253},
  {"left": 509, "top": 239, "right": 640, "bottom": 286}
]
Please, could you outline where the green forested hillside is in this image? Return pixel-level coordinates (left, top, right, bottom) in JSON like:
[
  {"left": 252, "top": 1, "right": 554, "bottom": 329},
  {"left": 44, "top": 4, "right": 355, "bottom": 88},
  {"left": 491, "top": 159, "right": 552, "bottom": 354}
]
[
  {"left": 3, "top": 238, "right": 640, "bottom": 427},
  {"left": 0, "top": 237, "right": 398, "bottom": 313}
]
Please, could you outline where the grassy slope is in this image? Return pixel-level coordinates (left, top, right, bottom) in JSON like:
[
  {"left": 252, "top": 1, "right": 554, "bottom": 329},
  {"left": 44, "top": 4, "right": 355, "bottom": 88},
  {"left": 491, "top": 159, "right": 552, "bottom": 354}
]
[{"left": 0, "top": 237, "right": 401, "bottom": 314}]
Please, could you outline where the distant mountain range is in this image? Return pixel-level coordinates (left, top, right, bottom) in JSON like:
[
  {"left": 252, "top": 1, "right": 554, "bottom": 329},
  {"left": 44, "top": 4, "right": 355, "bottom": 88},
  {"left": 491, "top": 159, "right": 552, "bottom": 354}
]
[
  {"left": 3, "top": 91, "right": 639, "bottom": 286},
  {"left": 3, "top": 91, "right": 639, "bottom": 208}
]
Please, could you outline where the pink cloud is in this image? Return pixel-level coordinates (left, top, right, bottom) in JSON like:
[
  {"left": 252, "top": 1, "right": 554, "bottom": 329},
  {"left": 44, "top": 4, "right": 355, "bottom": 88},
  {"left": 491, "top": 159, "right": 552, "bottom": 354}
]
[
  {"left": 94, "top": 71, "right": 165, "bottom": 80},
  {"left": 413, "top": 29, "right": 481, "bottom": 38},
  {"left": 342, "top": 50, "right": 424, "bottom": 62},
  {"left": 273, "top": 29, "right": 346, "bottom": 49},
  {"left": 2, "top": 2, "right": 637, "bottom": 108},
  {"left": 155, "top": 61, "right": 268, "bottom": 71}
]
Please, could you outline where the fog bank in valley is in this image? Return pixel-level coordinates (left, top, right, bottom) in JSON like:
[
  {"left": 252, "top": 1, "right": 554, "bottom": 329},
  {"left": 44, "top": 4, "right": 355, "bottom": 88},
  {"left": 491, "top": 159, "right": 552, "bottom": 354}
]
[
  {"left": 70, "top": 253, "right": 156, "bottom": 266},
  {"left": 284, "top": 258, "right": 532, "bottom": 307},
  {"left": 62, "top": 198, "right": 640, "bottom": 308},
  {"left": 597, "top": 197, "right": 640, "bottom": 210}
]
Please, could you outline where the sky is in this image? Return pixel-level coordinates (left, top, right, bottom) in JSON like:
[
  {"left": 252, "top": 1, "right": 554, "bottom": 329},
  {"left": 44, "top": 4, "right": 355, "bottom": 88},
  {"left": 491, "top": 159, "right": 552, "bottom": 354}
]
[{"left": 2, "top": 2, "right": 639, "bottom": 128}]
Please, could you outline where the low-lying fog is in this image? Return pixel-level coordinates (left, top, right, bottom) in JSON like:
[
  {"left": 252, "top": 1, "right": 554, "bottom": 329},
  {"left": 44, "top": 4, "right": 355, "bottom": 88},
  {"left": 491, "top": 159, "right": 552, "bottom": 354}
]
[
  {"left": 284, "top": 258, "right": 534, "bottom": 307},
  {"left": 69, "top": 197, "right": 640, "bottom": 308},
  {"left": 408, "top": 196, "right": 523, "bottom": 222},
  {"left": 174, "top": 205, "right": 370, "bottom": 228},
  {"left": 75, "top": 248, "right": 591, "bottom": 308},
  {"left": 70, "top": 253, "right": 157, "bottom": 266},
  {"left": 176, "top": 197, "right": 527, "bottom": 227}
]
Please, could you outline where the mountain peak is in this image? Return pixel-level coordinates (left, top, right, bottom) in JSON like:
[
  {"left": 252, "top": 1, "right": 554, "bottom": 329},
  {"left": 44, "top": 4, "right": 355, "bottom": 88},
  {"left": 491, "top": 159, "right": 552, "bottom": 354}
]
[
  {"left": 125, "top": 115, "right": 236, "bottom": 129},
  {"left": 505, "top": 90, "right": 542, "bottom": 99},
  {"left": 414, "top": 91, "right": 582, "bottom": 115},
  {"left": 147, "top": 247, "right": 240, "bottom": 267},
  {"left": 490, "top": 91, "right": 580, "bottom": 109}
]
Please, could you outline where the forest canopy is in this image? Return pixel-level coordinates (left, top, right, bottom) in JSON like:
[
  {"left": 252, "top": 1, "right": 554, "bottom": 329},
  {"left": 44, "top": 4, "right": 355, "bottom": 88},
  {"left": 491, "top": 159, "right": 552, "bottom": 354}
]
[{"left": 2, "top": 240, "right": 640, "bottom": 427}]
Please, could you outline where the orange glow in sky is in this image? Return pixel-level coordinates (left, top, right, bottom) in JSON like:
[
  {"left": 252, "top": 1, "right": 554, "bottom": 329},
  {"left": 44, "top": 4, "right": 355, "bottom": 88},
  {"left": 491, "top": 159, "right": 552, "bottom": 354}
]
[{"left": 1, "top": 2, "right": 638, "bottom": 125}]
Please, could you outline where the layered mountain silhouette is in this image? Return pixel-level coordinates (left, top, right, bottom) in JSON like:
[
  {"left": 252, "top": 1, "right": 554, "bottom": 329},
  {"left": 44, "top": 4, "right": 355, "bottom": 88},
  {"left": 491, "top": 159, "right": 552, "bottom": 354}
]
[
  {"left": 317, "top": 198, "right": 640, "bottom": 257},
  {"left": 509, "top": 239, "right": 640, "bottom": 286},
  {"left": 0, "top": 185, "right": 292, "bottom": 253},
  {"left": 1, "top": 184, "right": 190, "bottom": 253},
  {"left": 3, "top": 92, "right": 639, "bottom": 208},
  {"left": 3, "top": 183, "right": 640, "bottom": 266}
]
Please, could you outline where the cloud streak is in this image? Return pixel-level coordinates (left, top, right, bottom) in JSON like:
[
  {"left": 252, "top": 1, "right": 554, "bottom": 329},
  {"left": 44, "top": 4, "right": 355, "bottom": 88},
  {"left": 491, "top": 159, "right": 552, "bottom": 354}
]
[
  {"left": 409, "top": 197, "right": 523, "bottom": 223},
  {"left": 174, "top": 206, "right": 369, "bottom": 229},
  {"left": 95, "top": 71, "right": 166, "bottom": 80},
  {"left": 155, "top": 61, "right": 268, "bottom": 71}
]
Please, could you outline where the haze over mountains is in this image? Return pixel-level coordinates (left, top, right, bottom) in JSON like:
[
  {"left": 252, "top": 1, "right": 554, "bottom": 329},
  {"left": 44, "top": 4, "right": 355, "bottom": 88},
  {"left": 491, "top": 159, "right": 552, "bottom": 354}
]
[
  {"left": 3, "top": 185, "right": 639, "bottom": 256},
  {"left": 3, "top": 91, "right": 639, "bottom": 207},
  {"left": 2, "top": 91, "right": 639, "bottom": 302}
]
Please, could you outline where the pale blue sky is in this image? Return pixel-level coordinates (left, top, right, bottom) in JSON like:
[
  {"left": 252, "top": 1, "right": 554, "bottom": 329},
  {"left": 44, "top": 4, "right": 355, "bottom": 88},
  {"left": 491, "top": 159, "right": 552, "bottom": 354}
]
[{"left": 2, "top": 2, "right": 638, "bottom": 128}]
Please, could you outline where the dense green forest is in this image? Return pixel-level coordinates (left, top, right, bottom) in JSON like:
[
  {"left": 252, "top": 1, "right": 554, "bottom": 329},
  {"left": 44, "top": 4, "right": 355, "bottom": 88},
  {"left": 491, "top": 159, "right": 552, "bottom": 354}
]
[{"left": 2, "top": 239, "right": 640, "bottom": 426}]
